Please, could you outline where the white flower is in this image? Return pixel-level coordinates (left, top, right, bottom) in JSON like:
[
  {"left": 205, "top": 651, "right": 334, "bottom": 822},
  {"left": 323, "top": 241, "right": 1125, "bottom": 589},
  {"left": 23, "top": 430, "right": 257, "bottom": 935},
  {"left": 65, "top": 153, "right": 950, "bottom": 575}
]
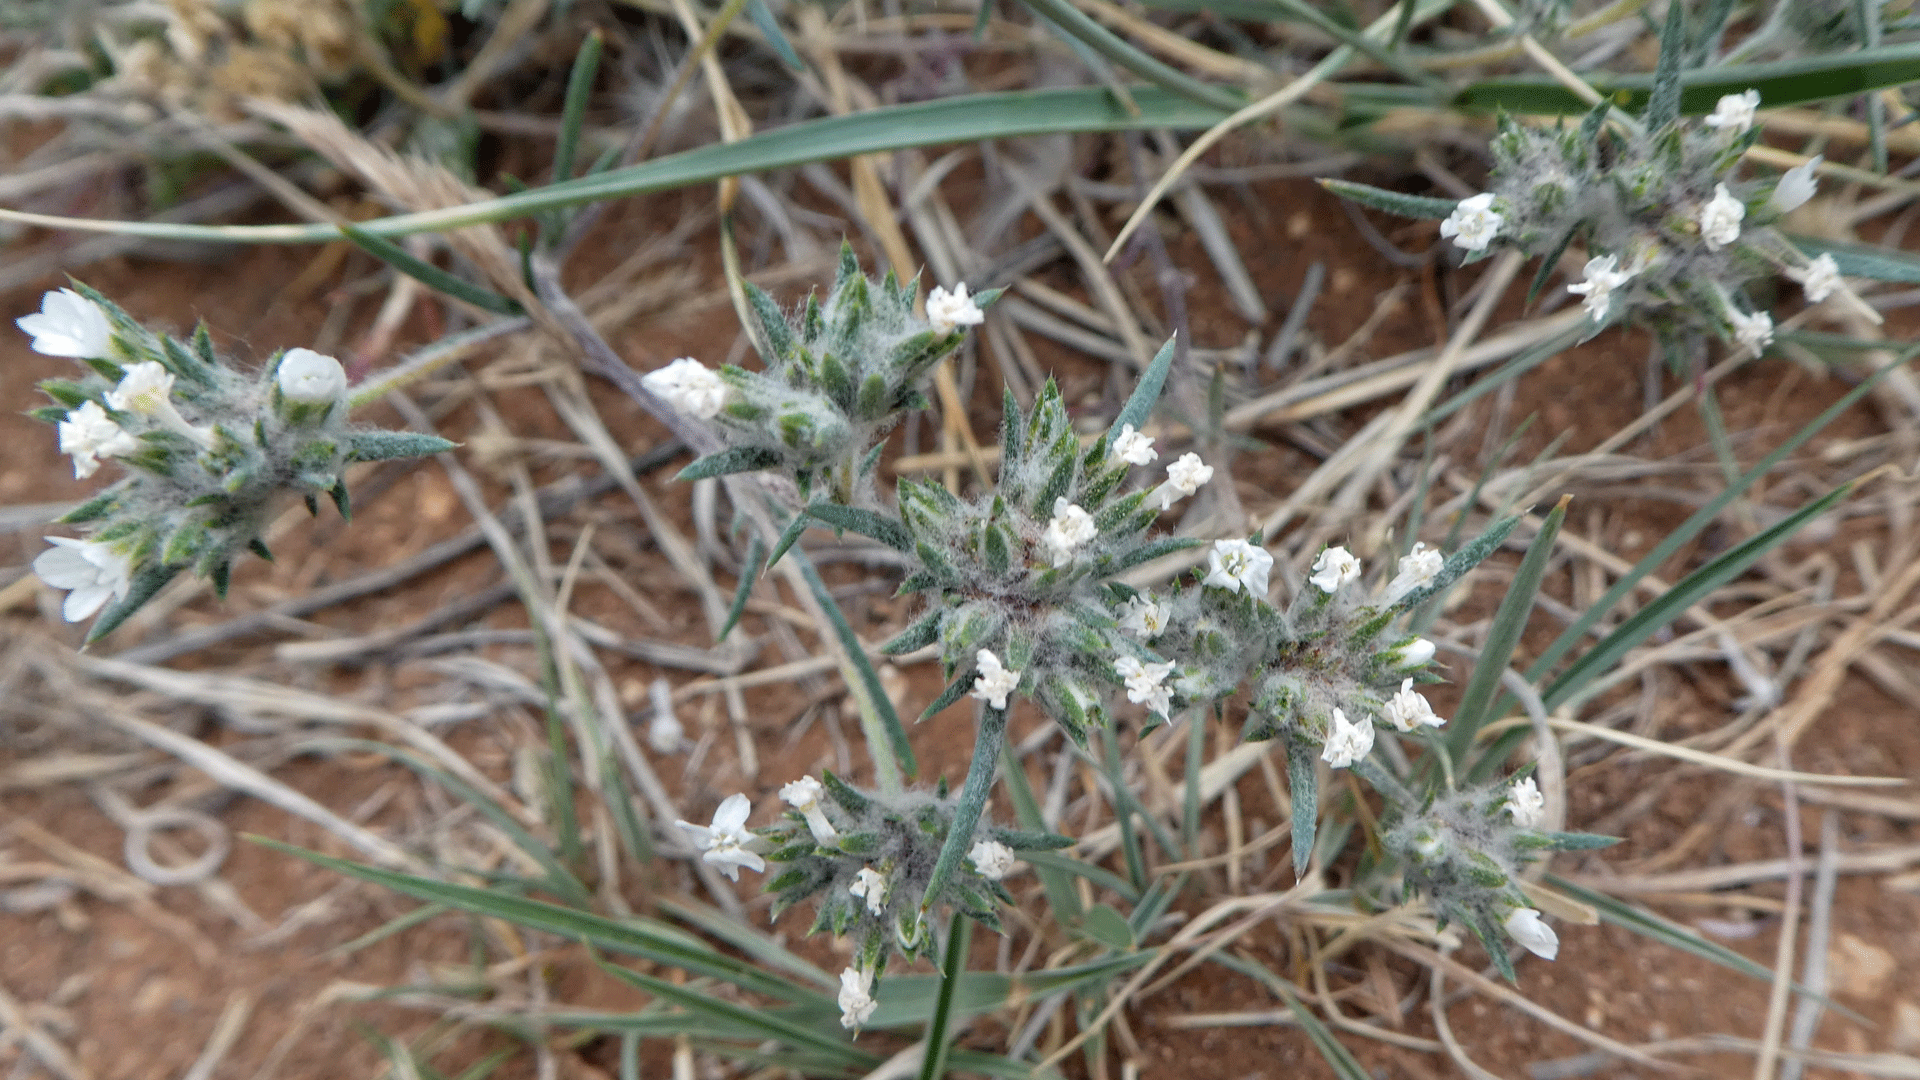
[
  {"left": 1113, "top": 655, "right": 1176, "bottom": 719},
  {"left": 1116, "top": 594, "right": 1169, "bottom": 640},
  {"left": 674, "top": 793, "right": 765, "bottom": 881},
  {"left": 641, "top": 357, "right": 728, "bottom": 419},
  {"left": 969, "top": 839, "right": 1016, "bottom": 881},
  {"left": 970, "top": 649, "right": 1020, "bottom": 710},
  {"left": 926, "top": 283, "right": 985, "bottom": 334},
  {"left": 17, "top": 289, "right": 112, "bottom": 358},
  {"left": 105, "top": 361, "right": 175, "bottom": 417},
  {"left": 106, "top": 361, "right": 213, "bottom": 448},
  {"left": 849, "top": 867, "right": 890, "bottom": 915},
  {"left": 1769, "top": 156, "right": 1822, "bottom": 214},
  {"left": 1506, "top": 776, "right": 1546, "bottom": 829},
  {"left": 1699, "top": 184, "right": 1745, "bottom": 250},
  {"left": 1503, "top": 907, "right": 1559, "bottom": 961},
  {"left": 1383, "top": 679, "right": 1445, "bottom": 732},
  {"left": 838, "top": 966, "right": 878, "bottom": 1030},
  {"left": 1392, "top": 637, "right": 1437, "bottom": 668},
  {"left": 275, "top": 347, "right": 347, "bottom": 404},
  {"left": 1384, "top": 542, "right": 1444, "bottom": 603},
  {"left": 1043, "top": 498, "right": 1098, "bottom": 566},
  {"left": 56, "top": 401, "right": 140, "bottom": 479},
  {"left": 779, "top": 775, "right": 840, "bottom": 845},
  {"left": 1439, "top": 193, "right": 1502, "bottom": 252},
  {"left": 32, "top": 537, "right": 134, "bottom": 622},
  {"left": 1113, "top": 424, "right": 1157, "bottom": 466},
  {"left": 1308, "top": 546, "right": 1362, "bottom": 594},
  {"left": 1152, "top": 453, "right": 1214, "bottom": 511},
  {"left": 1789, "top": 253, "right": 1842, "bottom": 303},
  {"left": 1319, "top": 708, "right": 1375, "bottom": 769},
  {"left": 1565, "top": 254, "right": 1635, "bottom": 324},
  {"left": 1204, "top": 538, "right": 1272, "bottom": 596},
  {"left": 1704, "top": 89, "right": 1761, "bottom": 133},
  {"left": 1729, "top": 308, "right": 1773, "bottom": 357}
]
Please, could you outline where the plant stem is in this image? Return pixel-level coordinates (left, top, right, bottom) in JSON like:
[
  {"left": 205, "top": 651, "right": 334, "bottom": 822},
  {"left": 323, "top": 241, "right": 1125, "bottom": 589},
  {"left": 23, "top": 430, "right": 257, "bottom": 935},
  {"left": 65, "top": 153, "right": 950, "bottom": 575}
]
[{"left": 921, "top": 705, "right": 1008, "bottom": 912}]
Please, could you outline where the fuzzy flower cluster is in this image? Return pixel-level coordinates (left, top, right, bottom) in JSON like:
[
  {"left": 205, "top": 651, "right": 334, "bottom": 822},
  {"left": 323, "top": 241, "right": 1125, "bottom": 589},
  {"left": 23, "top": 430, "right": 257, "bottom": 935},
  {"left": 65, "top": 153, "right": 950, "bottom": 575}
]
[
  {"left": 1394, "top": 91, "right": 1879, "bottom": 361},
  {"left": 686, "top": 772, "right": 1069, "bottom": 1026},
  {"left": 1383, "top": 773, "right": 1618, "bottom": 980},
  {"left": 19, "top": 286, "right": 452, "bottom": 639},
  {"left": 641, "top": 243, "right": 1000, "bottom": 505}
]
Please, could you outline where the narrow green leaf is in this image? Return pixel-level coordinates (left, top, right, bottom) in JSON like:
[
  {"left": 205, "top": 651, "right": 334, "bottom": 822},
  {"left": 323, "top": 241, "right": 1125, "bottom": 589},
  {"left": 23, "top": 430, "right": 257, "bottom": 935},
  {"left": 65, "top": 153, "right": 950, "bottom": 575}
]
[
  {"left": 1000, "top": 741, "right": 1085, "bottom": 921},
  {"left": 1791, "top": 234, "right": 1920, "bottom": 282},
  {"left": 1446, "top": 496, "right": 1568, "bottom": 764},
  {"left": 554, "top": 30, "right": 604, "bottom": 186},
  {"left": 1078, "top": 904, "right": 1136, "bottom": 951},
  {"left": 338, "top": 223, "right": 524, "bottom": 316},
  {"left": 594, "top": 955, "right": 868, "bottom": 1062},
  {"left": 720, "top": 536, "right": 764, "bottom": 642},
  {"left": 920, "top": 706, "right": 1007, "bottom": 910},
  {"left": 794, "top": 550, "right": 917, "bottom": 776},
  {"left": 1272, "top": 980, "right": 1371, "bottom": 1080},
  {"left": 1286, "top": 740, "right": 1318, "bottom": 877},
  {"left": 676, "top": 446, "right": 783, "bottom": 481},
  {"left": 1644, "top": 0, "right": 1687, "bottom": 130},
  {"left": 1318, "top": 178, "right": 1458, "bottom": 220},
  {"left": 345, "top": 430, "right": 458, "bottom": 461},
  {"left": 805, "top": 503, "right": 912, "bottom": 552},
  {"left": 1017, "top": 0, "right": 1242, "bottom": 111},
  {"left": 745, "top": 0, "right": 805, "bottom": 69},
  {"left": 1020, "top": 851, "right": 1140, "bottom": 904},
  {"left": 917, "top": 913, "right": 972, "bottom": 1080}
]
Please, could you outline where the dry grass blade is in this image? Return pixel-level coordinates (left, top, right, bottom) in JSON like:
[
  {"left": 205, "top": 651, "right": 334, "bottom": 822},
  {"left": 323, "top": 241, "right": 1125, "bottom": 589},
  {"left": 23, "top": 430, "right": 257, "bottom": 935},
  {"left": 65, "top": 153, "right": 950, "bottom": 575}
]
[{"left": 0, "top": 978, "right": 91, "bottom": 1080}]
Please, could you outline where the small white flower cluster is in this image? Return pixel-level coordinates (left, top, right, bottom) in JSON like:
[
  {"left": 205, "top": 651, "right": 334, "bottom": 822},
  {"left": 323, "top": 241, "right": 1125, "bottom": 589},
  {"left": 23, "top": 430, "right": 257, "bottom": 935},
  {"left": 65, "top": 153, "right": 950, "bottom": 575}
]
[
  {"left": 1505, "top": 776, "right": 1546, "bottom": 829},
  {"left": 641, "top": 357, "right": 728, "bottom": 419},
  {"left": 1306, "top": 542, "right": 1446, "bottom": 604},
  {"left": 1566, "top": 255, "right": 1636, "bottom": 324},
  {"left": 838, "top": 965, "right": 878, "bottom": 1030},
  {"left": 926, "top": 283, "right": 985, "bottom": 335},
  {"left": 1204, "top": 538, "right": 1272, "bottom": 595},
  {"left": 1113, "top": 655, "right": 1175, "bottom": 721},
  {"left": 1704, "top": 88, "right": 1761, "bottom": 134},
  {"left": 1117, "top": 593, "right": 1169, "bottom": 640},
  {"left": 780, "top": 775, "right": 840, "bottom": 845},
  {"left": 1440, "top": 193, "right": 1502, "bottom": 252},
  {"left": 970, "top": 649, "right": 1021, "bottom": 710},
  {"left": 1043, "top": 498, "right": 1097, "bottom": 566},
  {"left": 969, "top": 839, "right": 1016, "bottom": 880},
  {"left": 1151, "top": 452, "right": 1213, "bottom": 512}
]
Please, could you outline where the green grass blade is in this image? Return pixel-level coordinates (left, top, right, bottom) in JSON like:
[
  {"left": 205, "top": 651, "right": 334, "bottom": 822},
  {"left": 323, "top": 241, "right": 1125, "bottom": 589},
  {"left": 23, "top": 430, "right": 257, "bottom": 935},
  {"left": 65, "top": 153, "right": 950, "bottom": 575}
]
[
  {"left": 1445, "top": 495, "right": 1569, "bottom": 765},
  {"left": 793, "top": 549, "right": 917, "bottom": 778},
  {"left": 1017, "top": 0, "right": 1242, "bottom": 111},
  {"left": 999, "top": 740, "right": 1086, "bottom": 921},
  {"left": 720, "top": 535, "right": 764, "bottom": 642},
  {"left": 593, "top": 955, "right": 871, "bottom": 1064},
  {"left": 254, "top": 838, "right": 828, "bottom": 1005},
  {"left": 918, "top": 913, "right": 973, "bottom": 1080},
  {"left": 63, "top": 89, "right": 1233, "bottom": 246},
  {"left": 655, "top": 896, "right": 837, "bottom": 990},
  {"left": 1021, "top": 851, "right": 1141, "bottom": 904},
  {"left": 1456, "top": 42, "right": 1920, "bottom": 115},
  {"left": 744, "top": 0, "right": 804, "bottom": 70},
  {"left": 554, "top": 30, "right": 604, "bottom": 186},
  {"left": 338, "top": 223, "right": 525, "bottom": 315},
  {"left": 1790, "top": 234, "right": 1920, "bottom": 282},
  {"left": 1544, "top": 480, "right": 1854, "bottom": 712},
  {"left": 1523, "top": 350, "right": 1912, "bottom": 689}
]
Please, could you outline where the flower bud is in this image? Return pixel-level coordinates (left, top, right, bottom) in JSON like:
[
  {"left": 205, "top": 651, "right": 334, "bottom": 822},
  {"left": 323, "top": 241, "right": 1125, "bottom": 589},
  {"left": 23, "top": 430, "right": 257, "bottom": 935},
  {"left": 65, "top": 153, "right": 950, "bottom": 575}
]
[{"left": 276, "top": 348, "right": 348, "bottom": 404}]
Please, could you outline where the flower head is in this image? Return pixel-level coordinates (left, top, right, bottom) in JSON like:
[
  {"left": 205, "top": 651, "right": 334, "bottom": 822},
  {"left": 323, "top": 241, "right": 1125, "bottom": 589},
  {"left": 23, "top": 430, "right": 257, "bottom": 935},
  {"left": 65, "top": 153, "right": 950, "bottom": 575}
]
[
  {"left": 1439, "top": 193, "right": 1502, "bottom": 252},
  {"left": 1565, "top": 254, "right": 1635, "bottom": 323},
  {"left": 275, "top": 347, "right": 347, "bottom": 404},
  {"left": 1503, "top": 907, "right": 1559, "bottom": 960},
  {"left": 927, "top": 283, "right": 985, "bottom": 334},
  {"left": 17, "top": 289, "right": 112, "bottom": 358},
  {"left": 838, "top": 966, "right": 878, "bottom": 1030},
  {"left": 56, "top": 401, "right": 140, "bottom": 479},
  {"left": 1704, "top": 89, "right": 1761, "bottom": 133},
  {"left": 1320, "top": 708, "right": 1375, "bottom": 769},
  {"left": 1113, "top": 655, "right": 1176, "bottom": 719},
  {"left": 969, "top": 839, "right": 1016, "bottom": 881},
  {"left": 674, "top": 793, "right": 765, "bottom": 881},
  {"left": 1699, "top": 184, "right": 1745, "bottom": 250},
  {"left": 1383, "top": 678, "right": 1445, "bottom": 733},
  {"left": 1789, "top": 253, "right": 1842, "bottom": 303},
  {"left": 105, "top": 361, "right": 176, "bottom": 418},
  {"left": 1204, "top": 538, "right": 1272, "bottom": 596},
  {"left": 641, "top": 357, "right": 728, "bottom": 419},
  {"left": 1770, "top": 156, "right": 1822, "bottom": 214},
  {"left": 1116, "top": 594, "right": 1169, "bottom": 640},
  {"left": 1506, "top": 776, "right": 1546, "bottom": 829},
  {"left": 1729, "top": 308, "right": 1773, "bottom": 357},
  {"left": 1384, "top": 542, "right": 1444, "bottom": 603},
  {"left": 1309, "top": 545, "right": 1362, "bottom": 594},
  {"left": 1113, "top": 424, "right": 1157, "bottom": 466},
  {"left": 32, "top": 537, "right": 134, "bottom": 622},
  {"left": 780, "top": 774, "right": 840, "bottom": 844},
  {"left": 849, "top": 866, "right": 890, "bottom": 915},
  {"left": 1043, "top": 498, "right": 1098, "bottom": 566},
  {"left": 970, "top": 649, "right": 1020, "bottom": 710},
  {"left": 1154, "top": 453, "right": 1213, "bottom": 511}
]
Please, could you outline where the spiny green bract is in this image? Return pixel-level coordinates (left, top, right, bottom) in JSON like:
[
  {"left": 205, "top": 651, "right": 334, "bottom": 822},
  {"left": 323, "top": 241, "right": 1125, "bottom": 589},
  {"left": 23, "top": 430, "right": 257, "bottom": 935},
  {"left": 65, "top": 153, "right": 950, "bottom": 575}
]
[
  {"left": 1383, "top": 774, "right": 1618, "bottom": 982},
  {"left": 881, "top": 380, "right": 1195, "bottom": 745},
  {"left": 759, "top": 772, "right": 1067, "bottom": 973},
  {"left": 33, "top": 283, "right": 453, "bottom": 639},
  {"left": 681, "top": 242, "right": 1000, "bottom": 504}
]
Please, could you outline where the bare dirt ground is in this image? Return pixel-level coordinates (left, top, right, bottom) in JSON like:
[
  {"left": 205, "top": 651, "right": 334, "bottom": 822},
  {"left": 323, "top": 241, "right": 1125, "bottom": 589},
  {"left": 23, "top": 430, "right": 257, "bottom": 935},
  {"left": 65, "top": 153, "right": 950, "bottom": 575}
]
[{"left": 2, "top": 173, "right": 1918, "bottom": 1080}]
